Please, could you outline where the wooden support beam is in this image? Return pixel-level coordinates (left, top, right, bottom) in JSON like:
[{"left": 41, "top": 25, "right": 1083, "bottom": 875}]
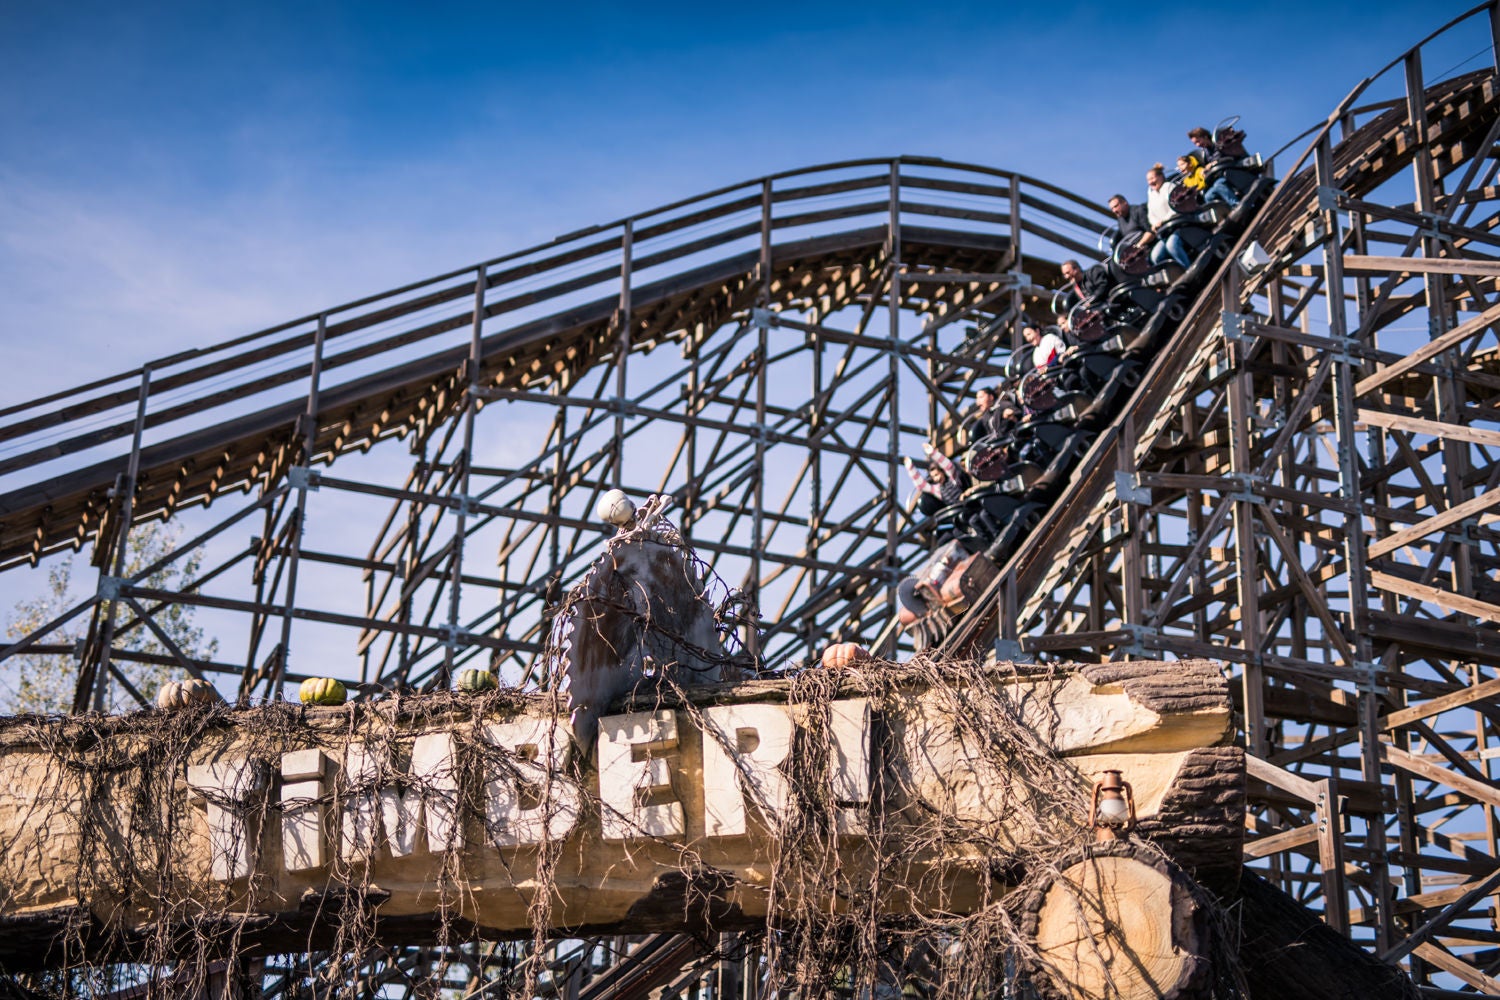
[
  {"left": 1343, "top": 254, "right": 1500, "bottom": 276},
  {"left": 1410, "top": 941, "right": 1500, "bottom": 994},
  {"left": 1382, "top": 743, "right": 1500, "bottom": 810},
  {"left": 1356, "top": 299, "right": 1500, "bottom": 395},
  {"left": 1243, "top": 822, "right": 1321, "bottom": 859},
  {"left": 1371, "top": 570, "right": 1500, "bottom": 624},
  {"left": 1368, "top": 486, "right": 1500, "bottom": 558}
]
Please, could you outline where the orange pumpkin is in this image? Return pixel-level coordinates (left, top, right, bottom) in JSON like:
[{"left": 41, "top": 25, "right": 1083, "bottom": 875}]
[{"left": 820, "top": 642, "right": 870, "bottom": 670}]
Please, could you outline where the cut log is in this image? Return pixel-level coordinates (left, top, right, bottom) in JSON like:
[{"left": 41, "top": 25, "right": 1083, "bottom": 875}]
[{"left": 1019, "top": 841, "right": 1213, "bottom": 1000}]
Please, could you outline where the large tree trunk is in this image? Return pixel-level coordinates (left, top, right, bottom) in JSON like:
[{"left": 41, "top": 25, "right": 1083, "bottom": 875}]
[{"left": 1020, "top": 840, "right": 1215, "bottom": 1000}]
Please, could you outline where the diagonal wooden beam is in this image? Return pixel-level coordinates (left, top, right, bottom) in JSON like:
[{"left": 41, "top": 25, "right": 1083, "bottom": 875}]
[
  {"left": 1370, "top": 570, "right": 1500, "bottom": 625},
  {"left": 1368, "top": 486, "right": 1500, "bottom": 558},
  {"left": 1382, "top": 675, "right": 1500, "bottom": 731},
  {"left": 1409, "top": 940, "right": 1500, "bottom": 993},
  {"left": 1381, "top": 743, "right": 1500, "bottom": 810},
  {"left": 1256, "top": 504, "right": 1358, "bottom": 665},
  {"left": 1357, "top": 408, "right": 1500, "bottom": 448},
  {"left": 1356, "top": 299, "right": 1500, "bottom": 395}
]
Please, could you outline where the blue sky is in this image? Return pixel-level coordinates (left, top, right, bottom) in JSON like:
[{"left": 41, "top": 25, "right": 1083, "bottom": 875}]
[{"left": 0, "top": 0, "right": 1479, "bottom": 401}]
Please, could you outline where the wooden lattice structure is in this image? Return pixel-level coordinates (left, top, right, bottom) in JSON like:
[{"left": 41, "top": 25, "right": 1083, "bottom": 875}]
[{"left": 3, "top": 3, "right": 1500, "bottom": 996}]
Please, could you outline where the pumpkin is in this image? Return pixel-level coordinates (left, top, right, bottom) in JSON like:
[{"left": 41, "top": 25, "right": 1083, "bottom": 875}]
[
  {"left": 596, "top": 488, "right": 636, "bottom": 526},
  {"left": 456, "top": 668, "right": 498, "bottom": 694},
  {"left": 299, "top": 677, "right": 348, "bottom": 706},
  {"left": 156, "top": 677, "right": 219, "bottom": 710},
  {"left": 821, "top": 642, "right": 871, "bottom": 670}
]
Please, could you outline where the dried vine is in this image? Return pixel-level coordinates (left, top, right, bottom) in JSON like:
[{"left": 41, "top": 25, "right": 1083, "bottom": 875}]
[{"left": 0, "top": 526, "right": 1244, "bottom": 999}]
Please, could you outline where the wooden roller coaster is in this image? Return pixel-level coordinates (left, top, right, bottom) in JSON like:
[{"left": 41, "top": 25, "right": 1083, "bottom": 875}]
[{"left": 3, "top": 3, "right": 1500, "bottom": 997}]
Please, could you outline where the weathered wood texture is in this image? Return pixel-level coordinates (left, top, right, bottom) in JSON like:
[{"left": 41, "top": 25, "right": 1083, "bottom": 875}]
[
  {"left": 1020, "top": 841, "right": 1214, "bottom": 1000},
  {"left": 0, "top": 658, "right": 1237, "bottom": 971}
]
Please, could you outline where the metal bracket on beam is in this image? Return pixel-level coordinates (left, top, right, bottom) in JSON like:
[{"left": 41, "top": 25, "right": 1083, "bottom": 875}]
[
  {"left": 750, "top": 307, "right": 776, "bottom": 330},
  {"left": 441, "top": 624, "right": 474, "bottom": 649},
  {"left": 1008, "top": 270, "right": 1039, "bottom": 296},
  {"left": 1316, "top": 786, "right": 1350, "bottom": 832},
  {"left": 1229, "top": 473, "right": 1264, "bottom": 503},
  {"left": 1316, "top": 186, "right": 1343, "bottom": 212},
  {"left": 1221, "top": 310, "right": 1250, "bottom": 344},
  {"left": 1123, "top": 623, "right": 1158, "bottom": 657},
  {"left": 287, "top": 467, "right": 321, "bottom": 491},
  {"left": 1115, "top": 470, "right": 1152, "bottom": 506},
  {"left": 994, "top": 638, "right": 1033, "bottom": 664},
  {"left": 97, "top": 575, "right": 127, "bottom": 600},
  {"left": 1418, "top": 212, "right": 1450, "bottom": 242},
  {"left": 1303, "top": 217, "right": 1329, "bottom": 248}
]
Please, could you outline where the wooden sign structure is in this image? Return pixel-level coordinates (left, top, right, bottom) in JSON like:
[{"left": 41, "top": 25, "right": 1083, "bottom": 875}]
[{"left": 0, "top": 528, "right": 1243, "bottom": 999}]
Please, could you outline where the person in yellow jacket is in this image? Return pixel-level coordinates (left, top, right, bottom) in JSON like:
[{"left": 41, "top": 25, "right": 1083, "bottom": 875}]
[{"left": 1177, "top": 152, "right": 1207, "bottom": 192}]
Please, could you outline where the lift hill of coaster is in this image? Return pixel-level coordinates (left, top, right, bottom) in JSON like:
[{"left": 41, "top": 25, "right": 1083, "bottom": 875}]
[{"left": 3, "top": 3, "right": 1500, "bottom": 998}]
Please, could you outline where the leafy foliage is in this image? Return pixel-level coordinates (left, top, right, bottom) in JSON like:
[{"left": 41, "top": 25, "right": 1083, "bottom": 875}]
[{"left": 1, "top": 522, "right": 218, "bottom": 714}]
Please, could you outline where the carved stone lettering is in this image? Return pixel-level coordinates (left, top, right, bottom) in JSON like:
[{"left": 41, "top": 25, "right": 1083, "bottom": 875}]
[
  {"left": 411, "top": 732, "right": 462, "bottom": 853},
  {"left": 280, "top": 749, "right": 328, "bottom": 872},
  {"left": 830, "top": 698, "right": 871, "bottom": 835},
  {"left": 481, "top": 717, "right": 580, "bottom": 847},
  {"left": 340, "top": 742, "right": 415, "bottom": 862},
  {"left": 702, "top": 703, "right": 793, "bottom": 837},
  {"left": 597, "top": 710, "right": 683, "bottom": 840},
  {"left": 185, "top": 757, "right": 267, "bottom": 881}
]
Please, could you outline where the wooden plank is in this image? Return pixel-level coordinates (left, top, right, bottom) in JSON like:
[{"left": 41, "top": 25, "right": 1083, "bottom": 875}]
[
  {"left": 1349, "top": 875, "right": 1500, "bottom": 925},
  {"left": 1370, "top": 570, "right": 1500, "bottom": 625},
  {"left": 1357, "top": 408, "right": 1500, "bottom": 448},
  {"left": 1368, "top": 487, "right": 1500, "bottom": 558},
  {"left": 1317, "top": 778, "right": 1349, "bottom": 934},
  {"left": 1382, "top": 676, "right": 1500, "bottom": 731},
  {"left": 1247, "top": 754, "right": 1321, "bottom": 802},
  {"left": 1410, "top": 941, "right": 1500, "bottom": 993},
  {"left": 1356, "top": 300, "right": 1500, "bottom": 395},
  {"left": 1342, "top": 254, "right": 1500, "bottom": 277},
  {"left": 1382, "top": 743, "right": 1500, "bottom": 810},
  {"left": 1243, "top": 823, "right": 1320, "bottom": 859}
]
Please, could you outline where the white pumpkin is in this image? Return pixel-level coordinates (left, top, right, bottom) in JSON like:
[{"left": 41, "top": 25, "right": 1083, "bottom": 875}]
[
  {"left": 596, "top": 489, "right": 636, "bottom": 526},
  {"left": 156, "top": 678, "right": 219, "bottom": 710}
]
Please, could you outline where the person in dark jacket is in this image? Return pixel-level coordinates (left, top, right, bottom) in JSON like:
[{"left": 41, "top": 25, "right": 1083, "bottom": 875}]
[
  {"left": 959, "top": 386, "right": 999, "bottom": 446},
  {"left": 1059, "top": 258, "right": 1115, "bottom": 314},
  {"left": 1187, "top": 126, "right": 1242, "bottom": 206},
  {"left": 1107, "top": 194, "right": 1152, "bottom": 249}
]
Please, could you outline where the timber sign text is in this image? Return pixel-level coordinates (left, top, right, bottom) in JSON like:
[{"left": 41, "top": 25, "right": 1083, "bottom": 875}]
[{"left": 187, "top": 701, "right": 873, "bottom": 881}]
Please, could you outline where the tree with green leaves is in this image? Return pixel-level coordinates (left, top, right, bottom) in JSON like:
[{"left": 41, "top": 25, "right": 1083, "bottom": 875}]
[{"left": 0, "top": 521, "right": 219, "bottom": 714}]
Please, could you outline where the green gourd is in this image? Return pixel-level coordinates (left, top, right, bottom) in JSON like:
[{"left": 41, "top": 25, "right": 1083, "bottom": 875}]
[
  {"left": 457, "top": 668, "right": 498, "bottom": 694},
  {"left": 299, "top": 677, "right": 348, "bottom": 706}
]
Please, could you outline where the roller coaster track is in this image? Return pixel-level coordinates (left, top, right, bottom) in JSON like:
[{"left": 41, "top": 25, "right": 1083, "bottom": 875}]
[
  {"left": 0, "top": 156, "right": 1106, "bottom": 705},
  {"left": 4, "top": 4, "right": 1500, "bottom": 997}
]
